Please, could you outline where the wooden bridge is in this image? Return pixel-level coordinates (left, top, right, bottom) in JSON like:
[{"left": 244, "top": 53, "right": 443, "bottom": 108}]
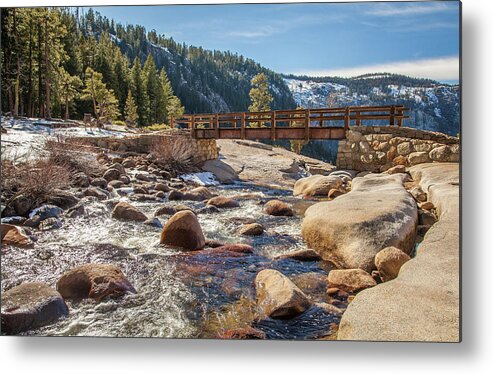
[{"left": 170, "top": 105, "right": 409, "bottom": 141}]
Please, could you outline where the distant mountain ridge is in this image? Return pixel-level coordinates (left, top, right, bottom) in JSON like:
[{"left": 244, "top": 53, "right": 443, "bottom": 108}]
[{"left": 283, "top": 73, "right": 460, "bottom": 136}]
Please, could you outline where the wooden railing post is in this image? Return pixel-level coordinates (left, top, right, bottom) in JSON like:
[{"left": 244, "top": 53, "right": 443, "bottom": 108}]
[
  {"left": 191, "top": 115, "right": 196, "bottom": 139},
  {"left": 390, "top": 105, "right": 396, "bottom": 126},
  {"left": 344, "top": 107, "right": 351, "bottom": 130},
  {"left": 241, "top": 112, "right": 246, "bottom": 140},
  {"left": 170, "top": 116, "right": 175, "bottom": 129},
  {"left": 304, "top": 109, "right": 310, "bottom": 141},
  {"left": 355, "top": 110, "right": 361, "bottom": 126},
  {"left": 271, "top": 111, "right": 276, "bottom": 140},
  {"left": 396, "top": 107, "right": 403, "bottom": 127},
  {"left": 214, "top": 113, "right": 219, "bottom": 138}
]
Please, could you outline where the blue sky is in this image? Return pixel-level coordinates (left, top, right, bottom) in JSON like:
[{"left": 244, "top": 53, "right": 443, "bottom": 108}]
[{"left": 91, "top": 1, "right": 460, "bottom": 83}]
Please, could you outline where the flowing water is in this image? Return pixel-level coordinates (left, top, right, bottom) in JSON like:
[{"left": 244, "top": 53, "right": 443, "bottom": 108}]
[{"left": 1, "top": 182, "right": 344, "bottom": 339}]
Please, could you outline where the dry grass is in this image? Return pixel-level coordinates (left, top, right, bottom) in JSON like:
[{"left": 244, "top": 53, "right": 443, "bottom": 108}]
[
  {"left": 45, "top": 138, "right": 104, "bottom": 178},
  {"left": 1, "top": 158, "right": 71, "bottom": 212},
  {"left": 150, "top": 136, "right": 194, "bottom": 173}
]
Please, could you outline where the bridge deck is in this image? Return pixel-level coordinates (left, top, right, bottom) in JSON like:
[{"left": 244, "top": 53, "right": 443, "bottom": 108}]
[{"left": 171, "top": 105, "right": 409, "bottom": 141}]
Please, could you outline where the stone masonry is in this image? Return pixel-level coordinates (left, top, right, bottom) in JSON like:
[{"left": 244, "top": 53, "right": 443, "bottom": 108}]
[
  {"left": 336, "top": 126, "right": 460, "bottom": 172},
  {"left": 68, "top": 129, "right": 218, "bottom": 165}
]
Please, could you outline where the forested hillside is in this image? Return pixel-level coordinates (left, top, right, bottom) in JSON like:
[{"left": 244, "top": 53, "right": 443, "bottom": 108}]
[{"left": 1, "top": 7, "right": 295, "bottom": 126}]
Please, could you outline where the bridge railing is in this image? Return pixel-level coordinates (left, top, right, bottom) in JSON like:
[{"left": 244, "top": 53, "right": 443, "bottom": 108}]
[{"left": 170, "top": 105, "right": 409, "bottom": 140}]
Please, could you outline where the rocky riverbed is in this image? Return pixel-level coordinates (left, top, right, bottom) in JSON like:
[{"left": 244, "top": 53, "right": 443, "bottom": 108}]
[{"left": 1, "top": 122, "right": 457, "bottom": 340}]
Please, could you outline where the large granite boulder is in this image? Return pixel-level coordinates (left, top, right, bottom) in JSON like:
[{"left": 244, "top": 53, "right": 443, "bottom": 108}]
[
  {"left": 160, "top": 210, "right": 205, "bottom": 250},
  {"left": 293, "top": 175, "right": 343, "bottom": 197},
  {"left": 201, "top": 159, "right": 238, "bottom": 184},
  {"left": 1, "top": 282, "right": 68, "bottom": 334},
  {"left": 337, "top": 163, "right": 460, "bottom": 342},
  {"left": 57, "top": 263, "right": 136, "bottom": 301},
  {"left": 255, "top": 269, "right": 311, "bottom": 319},
  {"left": 302, "top": 173, "right": 417, "bottom": 272}
]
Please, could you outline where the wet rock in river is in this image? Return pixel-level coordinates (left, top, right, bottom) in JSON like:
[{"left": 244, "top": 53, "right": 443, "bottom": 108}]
[
  {"left": 84, "top": 186, "right": 110, "bottom": 200},
  {"left": 255, "top": 269, "right": 311, "bottom": 319},
  {"left": 154, "top": 182, "right": 170, "bottom": 192},
  {"left": 46, "top": 190, "right": 80, "bottom": 210},
  {"left": 218, "top": 327, "right": 266, "bottom": 340},
  {"left": 206, "top": 196, "right": 240, "bottom": 208},
  {"left": 39, "top": 217, "right": 62, "bottom": 231},
  {"left": 132, "top": 186, "right": 149, "bottom": 195},
  {"left": 276, "top": 248, "right": 322, "bottom": 261},
  {"left": 72, "top": 172, "right": 90, "bottom": 187},
  {"left": 91, "top": 177, "right": 108, "bottom": 189},
  {"left": 122, "top": 158, "right": 136, "bottom": 168},
  {"left": 160, "top": 210, "right": 205, "bottom": 250},
  {"left": 1, "top": 216, "right": 26, "bottom": 225},
  {"left": 103, "top": 168, "right": 121, "bottom": 182},
  {"left": 1, "top": 282, "right": 68, "bottom": 334},
  {"left": 112, "top": 202, "right": 147, "bottom": 222},
  {"left": 1, "top": 224, "right": 34, "bottom": 248},
  {"left": 374, "top": 246, "right": 411, "bottom": 282},
  {"left": 144, "top": 217, "right": 163, "bottom": 228},
  {"left": 327, "top": 269, "right": 377, "bottom": 293},
  {"left": 263, "top": 199, "right": 294, "bottom": 216},
  {"left": 212, "top": 243, "right": 254, "bottom": 253},
  {"left": 24, "top": 205, "right": 63, "bottom": 228},
  {"left": 108, "top": 180, "right": 124, "bottom": 189},
  {"left": 196, "top": 205, "right": 220, "bottom": 214},
  {"left": 119, "top": 175, "right": 131, "bottom": 184},
  {"left": 238, "top": 223, "right": 264, "bottom": 236},
  {"left": 57, "top": 263, "right": 136, "bottom": 301},
  {"left": 154, "top": 205, "right": 177, "bottom": 216}
]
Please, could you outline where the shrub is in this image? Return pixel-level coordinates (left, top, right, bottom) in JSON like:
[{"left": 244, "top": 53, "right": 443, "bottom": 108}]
[
  {"left": 1, "top": 158, "right": 71, "bottom": 214},
  {"left": 112, "top": 120, "right": 127, "bottom": 127},
  {"left": 45, "top": 138, "right": 104, "bottom": 178},
  {"left": 150, "top": 136, "right": 194, "bottom": 173},
  {"left": 144, "top": 123, "right": 170, "bottom": 131}
]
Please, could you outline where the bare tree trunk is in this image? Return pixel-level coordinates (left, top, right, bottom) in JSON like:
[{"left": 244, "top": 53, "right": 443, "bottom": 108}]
[
  {"left": 44, "top": 18, "right": 51, "bottom": 119},
  {"left": 13, "top": 9, "right": 19, "bottom": 117},
  {"left": 37, "top": 21, "right": 43, "bottom": 118},
  {"left": 65, "top": 97, "right": 69, "bottom": 120},
  {"left": 27, "top": 17, "right": 33, "bottom": 117}
]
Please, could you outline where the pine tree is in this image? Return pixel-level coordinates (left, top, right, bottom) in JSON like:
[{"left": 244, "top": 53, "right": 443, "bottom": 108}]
[
  {"left": 81, "top": 67, "right": 119, "bottom": 125},
  {"left": 143, "top": 54, "right": 166, "bottom": 124},
  {"left": 159, "top": 69, "right": 184, "bottom": 123},
  {"left": 59, "top": 69, "right": 82, "bottom": 120},
  {"left": 248, "top": 73, "right": 273, "bottom": 127},
  {"left": 130, "top": 57, "right": 149, "bottom": 126},
  {"left": 124, "top": 91, "right": 138, "bottom": 126}
]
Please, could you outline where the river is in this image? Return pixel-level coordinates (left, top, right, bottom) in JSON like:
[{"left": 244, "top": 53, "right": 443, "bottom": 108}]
[{"left": 1, "top": 181, "right": 345, "bottom": 339}]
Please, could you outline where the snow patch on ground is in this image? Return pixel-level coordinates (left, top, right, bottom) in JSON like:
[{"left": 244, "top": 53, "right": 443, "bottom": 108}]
[
  {"left": 1, "top": 118, "right": 128, "bottom": 162},
  {"left": 180, "top": 172, "right": 219, "bottom": 186}
]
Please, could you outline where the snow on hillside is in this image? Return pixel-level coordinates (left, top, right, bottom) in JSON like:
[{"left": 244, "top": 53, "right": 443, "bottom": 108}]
[{"left": 283, "top": 77, "right": 460, "bottom": 135}]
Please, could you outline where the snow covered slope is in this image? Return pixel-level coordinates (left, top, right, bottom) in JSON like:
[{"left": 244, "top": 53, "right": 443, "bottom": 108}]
[{"left": 284, "top": 74, "right": 460, "bottom": 136}]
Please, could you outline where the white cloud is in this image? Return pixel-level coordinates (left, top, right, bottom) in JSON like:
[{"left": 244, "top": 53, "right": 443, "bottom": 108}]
[
  {"left": 290, "top": 56, "right": 459, "bottom": 82},
  {"left": 366, "top": 2, "right": 455, "bottom": 17}
]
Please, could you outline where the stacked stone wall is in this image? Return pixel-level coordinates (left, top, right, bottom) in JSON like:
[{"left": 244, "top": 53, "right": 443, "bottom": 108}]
[
  {"left": 336, "top": 126, "right": 460, "bottom": 172},
  {"left": 68, "top": 130, "right": 218, "bottom": 165}
]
